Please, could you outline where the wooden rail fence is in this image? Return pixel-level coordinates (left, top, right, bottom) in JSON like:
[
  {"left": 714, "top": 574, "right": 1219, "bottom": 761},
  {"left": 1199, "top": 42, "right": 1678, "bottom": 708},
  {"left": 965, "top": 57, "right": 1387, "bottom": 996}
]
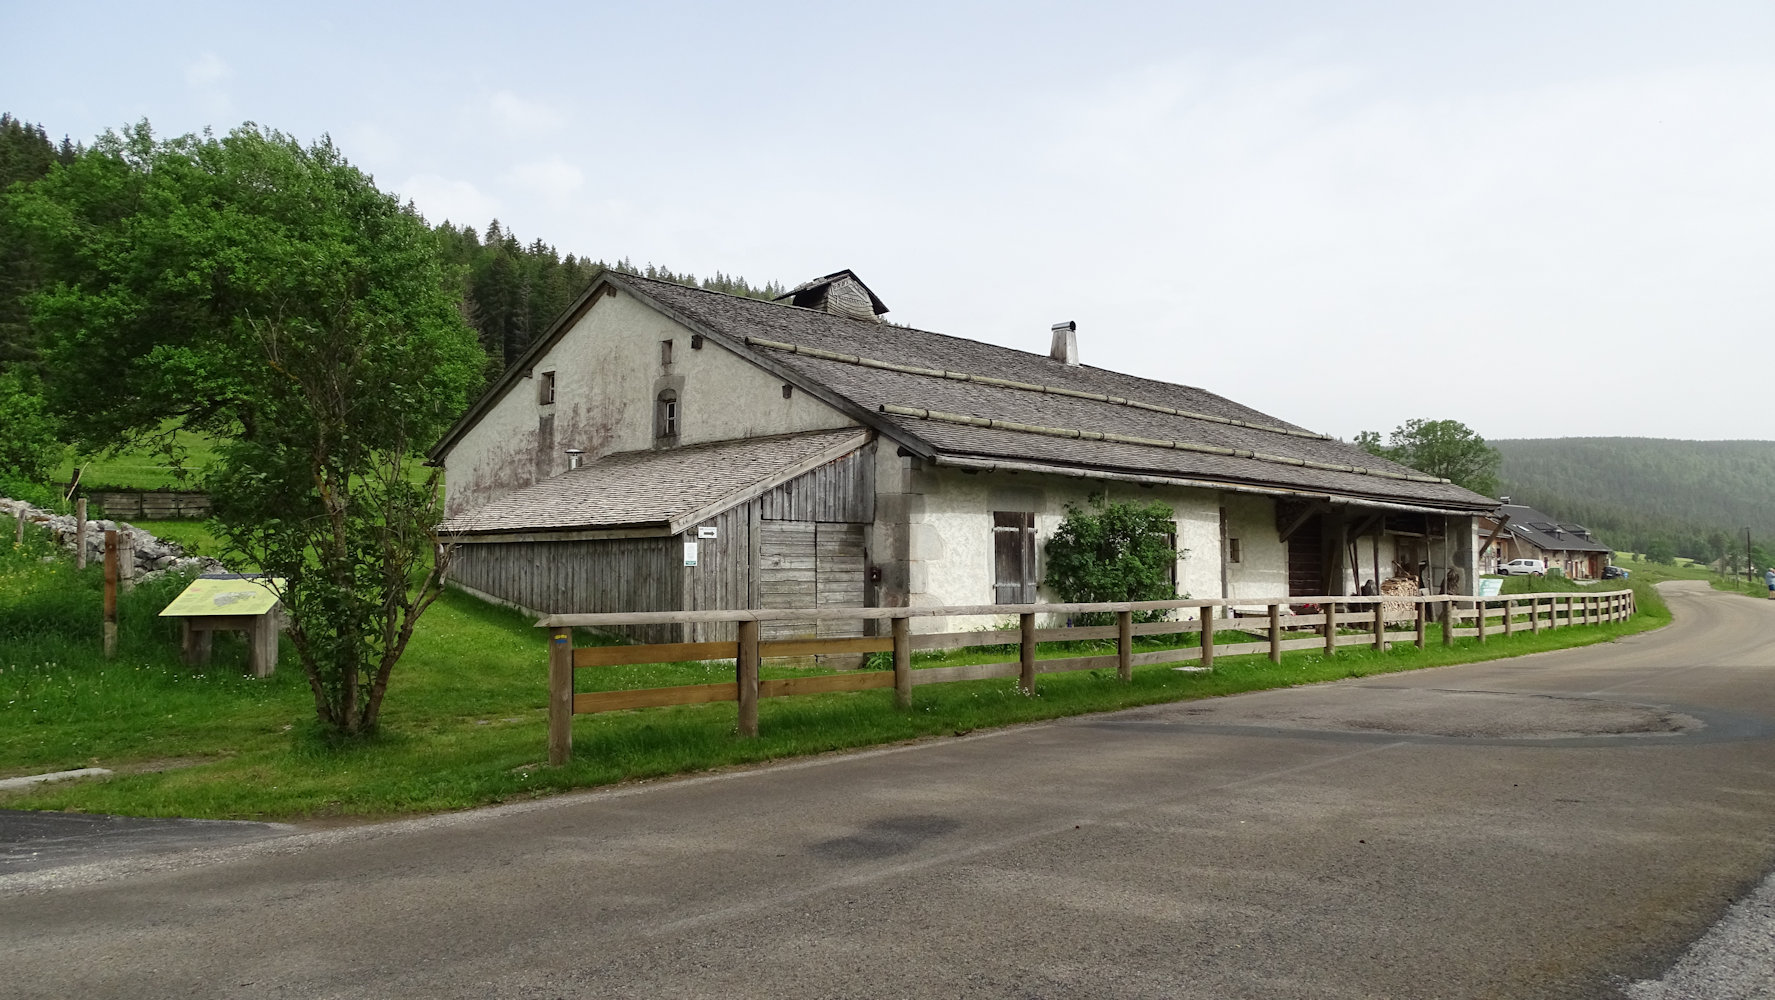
[{"left": 538, "top": 589, "right": 1635, "bottom": 764}]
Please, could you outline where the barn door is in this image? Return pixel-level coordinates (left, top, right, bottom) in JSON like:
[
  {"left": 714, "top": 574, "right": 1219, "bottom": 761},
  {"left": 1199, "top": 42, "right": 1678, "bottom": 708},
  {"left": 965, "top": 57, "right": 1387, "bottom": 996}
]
[{"left": 758, "top": 520, "right": 866, "bottom": 640}]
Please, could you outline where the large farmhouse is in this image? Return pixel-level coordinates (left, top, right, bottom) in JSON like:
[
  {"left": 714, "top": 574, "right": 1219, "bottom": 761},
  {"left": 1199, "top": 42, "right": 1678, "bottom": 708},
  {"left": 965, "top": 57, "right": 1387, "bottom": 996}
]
[{"left": 431, "top": 269, "right": 1496, "bottom": 641}]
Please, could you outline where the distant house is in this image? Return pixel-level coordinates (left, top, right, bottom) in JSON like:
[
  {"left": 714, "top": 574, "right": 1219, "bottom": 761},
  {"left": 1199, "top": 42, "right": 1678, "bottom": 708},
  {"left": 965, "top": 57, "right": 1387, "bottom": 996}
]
[
  {"left": 1479, "top": 503, "right": 1613, "bottom": 579},
  {"left": 429, "top": 269, "right": 1496, "bottom": 641}
]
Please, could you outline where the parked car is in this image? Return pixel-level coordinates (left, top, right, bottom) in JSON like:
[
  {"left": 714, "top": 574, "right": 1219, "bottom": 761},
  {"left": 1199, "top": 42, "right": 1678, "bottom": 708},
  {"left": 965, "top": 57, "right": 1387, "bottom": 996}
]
[
  {"left": 1602, "top": 565, "right": 1631, "bottom": 579},
  {"left": 1498, "top": 558, "right": 1547, "bottom": 576}
]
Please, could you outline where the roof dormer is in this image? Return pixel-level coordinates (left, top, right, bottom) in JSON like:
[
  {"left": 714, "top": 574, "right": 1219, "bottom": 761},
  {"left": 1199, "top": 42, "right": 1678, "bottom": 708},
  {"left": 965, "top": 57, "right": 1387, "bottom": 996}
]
[{"left": 775, "top": 269, "right": 889, "bottom": 323}]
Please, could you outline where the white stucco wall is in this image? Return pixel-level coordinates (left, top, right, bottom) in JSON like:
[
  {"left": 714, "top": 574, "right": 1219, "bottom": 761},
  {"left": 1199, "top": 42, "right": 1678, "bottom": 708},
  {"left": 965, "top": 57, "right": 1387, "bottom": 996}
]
[
  {"left": 877, "top": 462, "right": 1246, "bottom": 633},
  {"left": 442, "top": 286, "right": 856, "bottom": 515}
]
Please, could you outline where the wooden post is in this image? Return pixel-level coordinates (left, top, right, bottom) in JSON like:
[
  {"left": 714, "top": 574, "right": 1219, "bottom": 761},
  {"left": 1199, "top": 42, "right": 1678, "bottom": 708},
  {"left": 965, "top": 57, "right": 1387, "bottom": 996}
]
[
  {"left": 1414, "top": 598, "right": 1426, "bottom": 649},
  {"left": 1441, "top": 598, "right": 1454, "bottom": 647},
  {"left": 1530, "top": 597, "right": 1540, "bottom": 633},
  {"left": 737, "top": 619, "right": 760, "bottom": 737},
  {"left": 75, "top": 498, "right": 87, "bottom": 570},
  {"left": 548, "top": 626, "right": 573, "bottom": 766},
  {"left": 1324, "top": 602, "right": 1337, "bottom": 657},
  {"left": 1564, "top": 596, "right": 1573, "bottom": 628},
  {"left": 1200, "top": 604, "right": 1215, "bottom": 670},
  {"left": 1371, "top": 598, "right": 1384, "bottom": 650},
  {"left": 892, "top": 615, "right": 911, "bottom": 708},
  {"left": 118, "top": 529, "right": 135, "bottom": 593},
  {"left": 1476, "top": 598, "right": 1487, "bottom": 643},
  {"left": 1117, "top": 609, "right": 1134, "bottom": 681},
  {"left": 1268, "top": 603, "right": 1282, "bottom": 663},
  {"left": 1018, "top": 612, "right": 1036, "bottom": 694},
  {"left": 13, "top": 507, "right": 22, "bottom": 545},
  {"left": 102, "top": 530, "right": 119, "bottom": 659},
  {"left": 1504, "top": 599, "right": 1515, "bottom": 637}
]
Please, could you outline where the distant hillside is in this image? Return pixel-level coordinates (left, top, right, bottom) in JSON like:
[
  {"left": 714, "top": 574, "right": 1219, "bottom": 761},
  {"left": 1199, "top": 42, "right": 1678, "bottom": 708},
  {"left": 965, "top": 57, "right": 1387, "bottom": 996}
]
[{"left": 1493, "top": 438, "right": 1775, "bottom": 557}]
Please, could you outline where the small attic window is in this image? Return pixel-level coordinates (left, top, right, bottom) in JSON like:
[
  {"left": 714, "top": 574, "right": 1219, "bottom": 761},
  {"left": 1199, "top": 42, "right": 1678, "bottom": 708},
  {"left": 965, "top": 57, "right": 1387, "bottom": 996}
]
[
  {"left": 656, "top": 389, "right": 679, "bottom": 439},
  {"left": 539, "top": 371, "right": 556, "bottom": 405},
  {"left": 661, "top": 339, "right": 673, "bottom": 367}
]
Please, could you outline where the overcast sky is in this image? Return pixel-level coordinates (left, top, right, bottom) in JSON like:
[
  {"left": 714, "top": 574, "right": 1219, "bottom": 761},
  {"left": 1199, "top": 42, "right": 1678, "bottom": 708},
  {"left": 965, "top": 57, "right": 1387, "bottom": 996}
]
[{"left": 7, "top": 1, "right": 1771, "bottom": 443}]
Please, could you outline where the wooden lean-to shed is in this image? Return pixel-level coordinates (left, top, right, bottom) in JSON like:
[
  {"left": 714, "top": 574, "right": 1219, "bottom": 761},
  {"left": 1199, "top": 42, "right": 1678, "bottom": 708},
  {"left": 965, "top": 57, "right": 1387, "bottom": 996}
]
[{"left": 444, "top": 428, "right": 874, "bottom": 643}]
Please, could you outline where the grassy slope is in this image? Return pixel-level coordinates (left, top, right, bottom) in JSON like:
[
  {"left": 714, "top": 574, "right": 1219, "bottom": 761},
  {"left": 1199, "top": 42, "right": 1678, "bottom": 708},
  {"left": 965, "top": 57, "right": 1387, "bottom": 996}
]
[{"left": 2, "top": 528, "right": 1667, "bottom": 822}]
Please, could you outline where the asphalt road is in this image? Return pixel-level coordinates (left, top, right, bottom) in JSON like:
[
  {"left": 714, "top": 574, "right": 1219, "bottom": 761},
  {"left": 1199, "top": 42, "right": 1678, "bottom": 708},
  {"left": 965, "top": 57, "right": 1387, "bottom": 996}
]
[{"left": 4, "top": 581, "right": 1774, "bottom": 999}]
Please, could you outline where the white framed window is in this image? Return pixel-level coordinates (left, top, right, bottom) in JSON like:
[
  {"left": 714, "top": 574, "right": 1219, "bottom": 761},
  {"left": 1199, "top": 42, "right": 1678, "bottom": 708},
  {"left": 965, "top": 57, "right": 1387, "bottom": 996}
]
[
  {"left": 539, "top": 371, "right": 556, "bottom": 405},
  {"left": 656, "top": 389, "right": 679, "bottom": 439}
]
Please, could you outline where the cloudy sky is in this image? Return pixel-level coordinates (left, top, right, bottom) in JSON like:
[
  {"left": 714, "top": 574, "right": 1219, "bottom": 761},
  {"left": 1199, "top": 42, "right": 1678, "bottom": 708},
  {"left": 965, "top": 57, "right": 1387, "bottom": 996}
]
[{"left": 7, "top": 1, "right": 1771, "bottom": 443}]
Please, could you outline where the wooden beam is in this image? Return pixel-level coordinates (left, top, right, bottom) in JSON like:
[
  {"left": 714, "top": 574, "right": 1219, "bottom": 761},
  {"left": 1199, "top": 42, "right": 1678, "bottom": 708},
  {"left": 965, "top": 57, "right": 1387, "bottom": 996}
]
[
  {"left": 759, "top": 636, "right": 894, "bottom": 658},
  {"left": 736, "top": 620, "right": 759, "bottom": 738},
  {"left": 1268, "top": 604, "right": 1282, "bottom": 664},
  {"left": 1476, "top": 515, "right": 1511, "bottom": 560},
  {"left": 574, "top": 641, "right": 738, "bottom": 668},
  {"left": 548, "top": 627, "right": 573, "bottom": 765},
  {"left": 1277, "top": 504, "right": 1322, "bottom": 544},
  {"left": 1019, "top": 613, "right": 1036, "bottom": 694},
  {"left": 1117, "top": 610, "right": 1133, "bottom": 681},
  {"left": 892, "top": 616, "right": 911, "bottom": 708},
  {"left": 575, "top": 681, "right": 738, "bottom": 714}
]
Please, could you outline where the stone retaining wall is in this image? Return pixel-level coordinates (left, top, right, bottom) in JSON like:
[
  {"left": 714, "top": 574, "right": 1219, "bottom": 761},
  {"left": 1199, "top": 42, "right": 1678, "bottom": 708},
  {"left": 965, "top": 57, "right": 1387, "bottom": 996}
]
[{"left": 2, "top": 496, "right": 226, "bottom": 580}]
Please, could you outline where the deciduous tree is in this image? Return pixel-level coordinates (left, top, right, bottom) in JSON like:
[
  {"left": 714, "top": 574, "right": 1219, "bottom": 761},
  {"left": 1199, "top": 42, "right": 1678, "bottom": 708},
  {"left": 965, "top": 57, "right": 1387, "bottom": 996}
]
[
  {"left": 1357, "top": 418, "right": 1501, "bottom": 497},
  {"left": 10, "top": 122, "right": 483, "bottom": 735}
]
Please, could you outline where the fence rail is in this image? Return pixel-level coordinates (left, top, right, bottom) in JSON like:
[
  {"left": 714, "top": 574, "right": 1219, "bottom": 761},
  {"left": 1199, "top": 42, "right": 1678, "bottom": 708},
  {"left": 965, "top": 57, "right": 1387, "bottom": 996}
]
[{"left": 539, "top": 589, "right": 1636, "bottom": 765}]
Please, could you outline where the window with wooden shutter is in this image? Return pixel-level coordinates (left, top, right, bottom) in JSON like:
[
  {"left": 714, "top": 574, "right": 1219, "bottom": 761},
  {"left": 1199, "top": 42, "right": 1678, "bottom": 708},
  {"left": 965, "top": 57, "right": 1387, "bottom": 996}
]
[{"left": 993, "top": 511, "right": 1037, "bottom": 604}]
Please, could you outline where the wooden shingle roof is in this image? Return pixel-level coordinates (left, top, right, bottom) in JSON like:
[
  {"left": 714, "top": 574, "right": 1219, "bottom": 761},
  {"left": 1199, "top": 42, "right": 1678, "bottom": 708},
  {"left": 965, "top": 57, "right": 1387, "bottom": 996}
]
[
  {"left": 440, "top": 429, "right": 868, "bottom": 535},
  {"left": 614, "top": 274, "right": 1497, "bottom": 513}
]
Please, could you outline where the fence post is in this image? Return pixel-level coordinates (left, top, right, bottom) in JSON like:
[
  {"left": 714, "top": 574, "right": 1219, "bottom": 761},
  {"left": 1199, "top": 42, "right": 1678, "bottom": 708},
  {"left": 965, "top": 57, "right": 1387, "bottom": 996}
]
[
  {"left": 1414, "top": 597, "right": 1426, "bottom": 650},
  {"left": 737, "top": 619, "right": 760, "bottom": 737},
  {"left": 548, "top": 626, "right": 573, "bottom": 766},
  {"left": 1019, "top": 612, "right": 1036, "bottom": 694},
  {"left": 1564, "top": 596, "right": 1573, "bottom": 628},
  {"left": 1477, "top": 597, "right": 1488, "bottom": 643},
  {"left": 1200, "top": 604, "right": 1215, "bottom": 670},
  {"left": 1117, "top": 609, "right": 1134, "bottom": 681},
  {"left": 1441, "top": 598, "right": 1454, "bottom": 647},
  {"left": 102, "top": 530, "right": 119, "bottom": 659},
  {"left": 1504, "top": 599, "right": 1515, "bottom": 637},
  {"left": 1529, "top": 597, "right": 1540, "bottom": 633},
  {"left": 892, "top": 615, "right": 911, "bottom": 708},
  {"left": 13, "top": 507, "right": 22, "bottom": 545},
  {"left": 75, "top": 498, "right": 87, "bottom": 570},
  {"left": 1371, "top": 598, "right": 1384, "bottom": 650},
  {"left": 1269, "top": 603, "right": 1283, "bottom": 663},
  {"left": 1324, "top": 602, "right": 1337, "bottom": 657}
]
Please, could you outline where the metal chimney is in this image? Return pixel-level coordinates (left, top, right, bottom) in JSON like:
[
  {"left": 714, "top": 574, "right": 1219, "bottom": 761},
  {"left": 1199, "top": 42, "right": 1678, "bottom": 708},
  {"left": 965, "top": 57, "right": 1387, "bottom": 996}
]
[
  {"left": 1050, "top": 321, "right": 1078, "bottom": 366},
  {"left": 565, "top": 448, "right": 584, "bottom": 470}
]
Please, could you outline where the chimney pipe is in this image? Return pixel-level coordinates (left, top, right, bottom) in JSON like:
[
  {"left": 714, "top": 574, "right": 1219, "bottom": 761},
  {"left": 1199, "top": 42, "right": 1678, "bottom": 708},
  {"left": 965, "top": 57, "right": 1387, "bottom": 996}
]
[
  {"left": 1050, "top": 321, "right": 1078, "bottom": 366},
  {"left": 565, "top": 448, "right": 584, "bottom": 470}
]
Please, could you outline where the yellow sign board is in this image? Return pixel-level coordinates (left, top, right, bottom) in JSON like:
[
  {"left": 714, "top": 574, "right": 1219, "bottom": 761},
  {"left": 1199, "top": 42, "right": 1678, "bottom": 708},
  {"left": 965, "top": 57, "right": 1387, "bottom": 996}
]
[{"left": 159, "top": 577, "right": 286, "bottom": 618}]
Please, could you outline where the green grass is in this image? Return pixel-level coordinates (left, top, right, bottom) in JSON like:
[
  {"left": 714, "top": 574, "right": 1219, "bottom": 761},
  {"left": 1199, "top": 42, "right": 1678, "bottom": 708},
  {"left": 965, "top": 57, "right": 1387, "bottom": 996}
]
[
  {"left": 0, "top": 529, "right": 1670, "bottom": 823},
  {"left": 55, "top": 428, "right": 221, "bottom": 491}
]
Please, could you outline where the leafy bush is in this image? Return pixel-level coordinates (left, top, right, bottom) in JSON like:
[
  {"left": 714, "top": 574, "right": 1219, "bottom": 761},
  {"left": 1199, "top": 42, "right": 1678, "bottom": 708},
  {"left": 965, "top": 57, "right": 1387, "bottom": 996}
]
[{"left": 1043, "top": 496, "right": 1178, "bottom": 626}]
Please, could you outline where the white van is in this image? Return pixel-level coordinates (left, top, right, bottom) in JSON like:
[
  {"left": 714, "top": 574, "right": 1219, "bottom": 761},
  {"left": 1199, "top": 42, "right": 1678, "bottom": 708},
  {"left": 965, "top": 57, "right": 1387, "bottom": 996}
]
[{"left": 1498, "top": 558, "right": 1547, "bottom": 576}]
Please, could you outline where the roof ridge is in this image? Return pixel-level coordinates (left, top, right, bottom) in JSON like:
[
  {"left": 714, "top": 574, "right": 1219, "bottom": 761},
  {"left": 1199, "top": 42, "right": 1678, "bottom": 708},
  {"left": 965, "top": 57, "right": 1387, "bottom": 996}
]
[
  {"left": 880, "top": 405, "right": 1451, "bottom": 485},
  {"left": 746, "top": 336, "right": 1330, "bottom": 441}
]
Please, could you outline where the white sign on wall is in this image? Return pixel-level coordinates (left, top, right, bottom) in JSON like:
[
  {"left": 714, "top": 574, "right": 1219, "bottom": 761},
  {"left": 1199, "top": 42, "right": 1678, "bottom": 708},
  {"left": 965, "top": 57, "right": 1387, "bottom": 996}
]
[
  {"left": 683, "top": 541, "right": 698, "bottom": 567},
  {"left": 698, "top": 526, "right": 718, "bottom": 539}
]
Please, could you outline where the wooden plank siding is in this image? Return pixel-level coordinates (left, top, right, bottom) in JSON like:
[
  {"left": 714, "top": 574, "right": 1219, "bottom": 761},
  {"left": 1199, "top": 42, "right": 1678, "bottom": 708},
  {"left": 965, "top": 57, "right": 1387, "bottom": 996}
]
[
  {"left": 450, "top": 536, "right": 681, "bottom": 644},
  {"left": 680, "top": 503, "right": 754, "bottom": 642},
  {"left": 759, "top": 448, "right": 874, "bottom": 523}
]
